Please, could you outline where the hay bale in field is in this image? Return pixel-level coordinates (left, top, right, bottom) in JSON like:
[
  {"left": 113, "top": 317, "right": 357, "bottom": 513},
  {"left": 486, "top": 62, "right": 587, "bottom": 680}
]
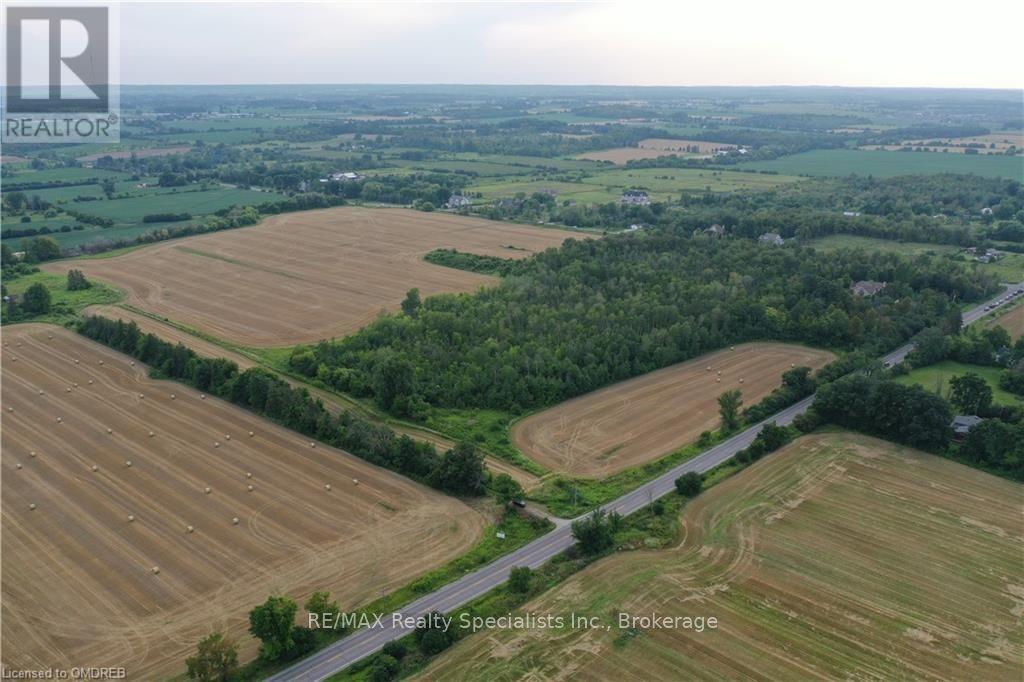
[
  {"left": 247, "top": 484, "right": 254, "bottom": 492},
  {"left": 88, "top": 379, "right": 94, "bottom": 385},
  {"left": 310, "top": 442, "right": 315, "bottom": 448},
  {"left": 130, "top": 361, "right": 135, "bottom": 366},
  {"left": 325, "top": 484, "right": 332, "bottom": 491},
  {"left": 232, "top": 517, "right": 239, "bottom": 525},
  {"left": 717, "top": 370, "right": 721, "bottom": 376},
  {"left": 204, "top": 487, "right": 211, "bottom": 494},
  {"left": 106, "top": 428, "right": 113, "bottom": 434},
  {"left": 716, "top": 378, "right": 721, "bottom": 383},
  {"left": 170, "top": 394, "right": 176, "bottom": 400},
  {"left": 739, "top": 378, "right": 744, "bottom": 384},
  {"left": 73, "top": 382, "right": 78, "bottom": 387},
  {"left": 214, "top": 441, "right": 220, "bottom": 448},
  {"left": 16, "top": 463, "right": 22, "bottom": 470},
  {"left": 29, "top": 503, "right": 36, "bottom": 511},
  {"left": 152, "top": 566, "right": 159, "bottom": 574},
  {"left": 11, "top": 358, "right": 17, "bottom": 363},
  {"left": 66, "top": 388, "right": 72, "bottom": 393},
  {"left": 125, "top": 460, "right": 132, "bottom": 467},
  {"left": 91, "top": 465, "right": 99, "bottom": 472},
  {"left": 245, "top": 472, "right": 252, "bottom": 479},
  {"left": 148, "top": 431, "right": 155, "bottom": 438},
  {"left": 225, "top": 434, "right": 231, "bottom": 440},
  {"left": 186, "top": 525, "right": 194, "bottom": 533},
  {"left": 56, "top": 417, "right": 63, "bottom": 423},
  {"left": 353, "top": 478, "right": 359, "bottom": 485},
  {"left": 200, "top": 394, "right": 206, "bottom": 400},
  {"left": 98, "top": 360, "right": 104, "bottom": 365},
  {"left": 248, "top": 431, "right": 254, "bottom": 437},
  {"left": 139, "top": 393, "right": 144, "bottom": 399},
  {"left": 29, "top": 451, "right": 36, "bottom": 458},
  {"left": 7, "top": 407, "right": 12, "bottom": 413},
  {"left": 128, "top": 514, "right": 135, "bottom": 522},
  {"left": 74, "top": 359, "right": 79, "bottom": 364},
  {"left": 706, "top": 366, "right": 711, "bottom": 371}
]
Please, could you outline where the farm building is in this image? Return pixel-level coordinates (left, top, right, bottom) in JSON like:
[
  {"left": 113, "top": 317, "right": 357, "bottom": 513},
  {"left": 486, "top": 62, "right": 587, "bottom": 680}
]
[
  {"left": 446, "top": 194, "right": 472, "bottom": 208},
  {"left": 620, "top": 189, "right": 650, "bottom": 206},
  {"left": 758, "top": 232, "right": 784, "bottom": 246},
  {"left": 703, "top": 224, "right": 726, "bottom": 238},
  {"left": 319, "top": 171, "right": 364, "bottom": 183},
  {"left": 951, "top": 414, "right": 983, "bottom": 439},
  {"left": 851, "top": 280, "right": 887, "bottom": 297}
]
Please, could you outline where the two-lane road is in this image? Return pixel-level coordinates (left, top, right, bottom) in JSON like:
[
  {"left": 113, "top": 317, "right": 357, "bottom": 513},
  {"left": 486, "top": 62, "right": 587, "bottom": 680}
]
[{"left": 271, "top": 282, "right": 1022, "bottom": 681}]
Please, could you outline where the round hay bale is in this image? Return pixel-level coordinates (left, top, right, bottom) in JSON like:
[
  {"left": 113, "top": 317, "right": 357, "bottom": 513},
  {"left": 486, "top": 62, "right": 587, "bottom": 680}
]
[
  {"left": 91, "top": 465, "right": 99, "bottom": 472},
  {"left": 716, "top": 378, "right": 721, "bottom": 383},
  {"left": 48, "top": 335, "right": 53, "bottom": 340},
  {"left": 17, "top": 342, "right": 22, "bottom": 347},
  {"left": 790, "top": 363, "right": 795, "bottom": 368},
  {"left": 245, "top": 472, "right": 252, "bottom": 479},
  {"left": 717, "top": 370, "right": 721, "bottom": 375},
  {"left": 248, "top": 431, "right": 254, "bottom": 437},
  {"left": 11, "top": 358, "right": 17, "bottom": 363},
  {"left": 66, "top": 387, "right": 72, "bottom": 393},
  {"left": 16, "top": 463, "right": 23, "bottom": 470},
  {"left": 29, "top": 451, "right": 36, "bottom": 458},
  {"left": 247, "top": 484, "right": 254, "bottom": 492},
  {"left": 130, "top": 361, "right": 135, "bottom": 366},
  {"left": 170, "top": 394, "right": 176, "bottom": 400},
  {"left": 29, "top": 503, "right": 37, "bottom": 511},
  {"left": 7, "top": 407, "right": 12, "bottom": 413},
  {"left": 148, "top": 431, "right": 155, "bottom": 438},
  {"left": 706, "top": 366, "right": 711, "bottom": 371},
  {"left": 353, "top": 478, "right": 359, "bottom": 485},
  {"left": 200, "top": 394, "right": 206, "bottom": 400},
  {"left": 73, "top": 383, "right": 78, "bottom": 388},
  {"left": 214, "top": 442, "right": 220, "bottom": 448},
  {"left": 739, "top": 378, "right": 745, "bottom": 384},
  {"left": 127, "top": 514, "right": 135, "bottom": 522},
  {"left": 38, "top": 389, "right": 44, "bottom": 395},
  {"left": 225, "top": 434, "right": 231, "bottom": 440},
  {"left": 731, "top": 346, "right": 736, "bottom": 351},
  {"left": 325, "top": 483, "right": 332, "bottom": 491},
  {"left": 152, "top": 566, "right": 160, "bottom": 575},
  {"left": 204, "top": 486, "right": 211, "bottom": 494},
  {"left": 186, "top": 525, "right": 194, "bottom": 533},
  {"left": 125, "top": 459, "right": 133, "bottom": 467},
  {"left": 232, "top": 517, "right": 239, "bottom": 525},
  {"left": 75, "top": 359, "right": 79, "bottom": 364},
  {"left": 99, "top": 360, "right": 104, "bottom": 365},
  {"left": 56, "top": 417, "right": 63, "bottom": 423},
  {"left": 139, "top": 393, "right": 144, "bottom": 399},
  {"left": 88, "top": 379, "right": 94, "bottom": 385},
  {"left": 106, "top": 428, "right": 113, "bottom": 434},
  {"left": 310, "top": 442, "right": 315, "bottom": 448}
]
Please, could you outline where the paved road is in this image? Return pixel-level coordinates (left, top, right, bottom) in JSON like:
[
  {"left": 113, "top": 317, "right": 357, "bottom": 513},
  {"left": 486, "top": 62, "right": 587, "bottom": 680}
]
[{"left": 270, "top": 283, "right": 1021, "bottom": 682}]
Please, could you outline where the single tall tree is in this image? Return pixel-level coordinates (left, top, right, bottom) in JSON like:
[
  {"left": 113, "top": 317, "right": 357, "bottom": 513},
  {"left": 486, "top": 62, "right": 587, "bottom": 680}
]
[{"left": 718, "top": 389, "right": 743, "bottom": 432}]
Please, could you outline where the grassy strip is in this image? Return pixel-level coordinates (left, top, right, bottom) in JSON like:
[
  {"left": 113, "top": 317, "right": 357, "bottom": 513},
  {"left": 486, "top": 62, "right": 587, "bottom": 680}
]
[
  {"left": 426, "top": 408, "right": 547, "bottom": 477},
  {"left": 2, "top": 271, "right": 123, "bottom": 326},
  {"left": 529, "top": 431, "right": 728, "bottom": 517},
  {"left": 231, "top": 513, "right": 553, "bottom": 681}
]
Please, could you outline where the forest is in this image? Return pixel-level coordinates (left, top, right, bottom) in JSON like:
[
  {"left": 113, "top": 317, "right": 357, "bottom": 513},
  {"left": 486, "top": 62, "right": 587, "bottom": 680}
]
[{"left": 290, "top": 230, "right": 996, "bottom": 414}]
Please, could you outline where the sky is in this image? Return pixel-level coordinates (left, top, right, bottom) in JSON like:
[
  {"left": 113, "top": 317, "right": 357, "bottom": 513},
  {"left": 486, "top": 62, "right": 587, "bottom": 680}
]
[{"left": 11, "top": 0, "right": 1024, "bottom": 89}]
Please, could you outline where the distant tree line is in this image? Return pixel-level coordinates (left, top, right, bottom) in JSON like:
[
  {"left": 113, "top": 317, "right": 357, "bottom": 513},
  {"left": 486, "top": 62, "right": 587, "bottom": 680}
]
[{"left": 76, "top": 315, "right": 487, "bottom": 496}]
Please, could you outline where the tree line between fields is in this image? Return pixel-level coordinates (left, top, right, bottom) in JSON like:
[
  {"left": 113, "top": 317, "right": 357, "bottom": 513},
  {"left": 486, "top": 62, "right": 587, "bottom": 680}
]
[
  {"left": 76, "top": 315, "right": 489, "bottom": 497},
  {"left": 290, "top": 231, "right": 994, "bottom": 416}
]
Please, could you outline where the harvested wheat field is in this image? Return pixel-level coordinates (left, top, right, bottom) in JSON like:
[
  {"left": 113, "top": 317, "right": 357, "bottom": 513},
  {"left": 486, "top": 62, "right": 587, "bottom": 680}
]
[
  {"left": 49, "top": 207, "right": 581, "bottom": 347},
  {"left": 511, "top": 343, "right": 834, "bottom": 477},
  {"left": 420, "top": 432, "right": 1024, "bottom": 681},
  {"left": 0, "top": 325, "right": 486, "bottom": 678},
  {"left": 987, "top": 302, "right": 1024, "bottom": 340}
]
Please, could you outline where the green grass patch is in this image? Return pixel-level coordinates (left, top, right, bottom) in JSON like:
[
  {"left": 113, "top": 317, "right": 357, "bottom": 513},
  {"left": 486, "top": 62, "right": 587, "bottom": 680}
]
[
  {"left": 426, "top": 409, "right": 547, "bottom": 477},
  {"left": 69, "top": 186, "right": 286, "bottom": 225},
  {"left": 2, "top": 270, "right": 122, "bottom": 326},
  {"left": 895, "top": 360, "right": 1022, "bottom": 407}
]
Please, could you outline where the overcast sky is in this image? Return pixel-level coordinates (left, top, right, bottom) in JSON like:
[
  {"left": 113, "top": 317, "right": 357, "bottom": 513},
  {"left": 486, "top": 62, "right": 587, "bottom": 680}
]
[{"left": 31, "top": 0, "right": 1024, "bottom": 88}]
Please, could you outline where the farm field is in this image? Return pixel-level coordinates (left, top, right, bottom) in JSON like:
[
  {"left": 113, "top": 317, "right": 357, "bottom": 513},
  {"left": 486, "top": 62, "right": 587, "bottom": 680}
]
[
  {"left": 419, "top": 432, "right": 1024, "bottom": 681},
  {"left": 739, "top": 148, "right": 1024, "bottom": 179},
  {"left": 577, "top": 147, "right": 702, "bottom": 163},
  {"left": 0, "top": 325, "right": 486, "bottom": 678},
  {"left": 986, "top": 301, "right": 1024, "bottom": 339},
  {"left": 511, "top": 343, "right": 835, "bottom": 477},
  {"left": 68, "top": 186, "right": 287, "bottom": 225},
  {"left": 49, "top": 207, "right": 582, "bottom": 346},
  {"left": 895, "top": 360, "right": 1023, "bottom": 407},
  {"left": 76, "top": 145, "right": 192, "bottom": 163}
]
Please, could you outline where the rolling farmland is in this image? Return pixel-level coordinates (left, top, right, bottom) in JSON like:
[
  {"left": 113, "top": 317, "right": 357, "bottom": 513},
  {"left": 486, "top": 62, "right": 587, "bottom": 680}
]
[
  {"left": 49, "top": 207, "right": 582, "bottom": 346},
  {"left": 1, "top": 325, "right": 486, "bottom": 678},
  {"left": 511, "top": 343, "right": 834, "bottom": 477},
  {"left": 739, "top": 149, "right": 1024, "bottom": 179},
  {"left": 419, "top": 432, "right": 1024, "bottom": 681}
]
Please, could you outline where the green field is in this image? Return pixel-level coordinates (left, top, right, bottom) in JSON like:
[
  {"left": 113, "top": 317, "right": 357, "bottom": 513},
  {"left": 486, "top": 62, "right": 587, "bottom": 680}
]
[
  {"left": 895, "top": 361, "right": 1022, "bottom": 407},
  {"left": 2, "top": 270, "right": 123, "bottom": 324},
  {"left": 3, "top": 167, "right": 127, "bottom": 188},
  {"left": 808, "top": 234, "right": 1024, "bottom": 281},
  {"left": 469, "top": 167, "right": 803, "bottom": 205},
  {"left": 68, "top": 186, "right": 286, "bottom": 225},
  {"left": 739, "top": 149, "right": 1024, "bottom": 179}
]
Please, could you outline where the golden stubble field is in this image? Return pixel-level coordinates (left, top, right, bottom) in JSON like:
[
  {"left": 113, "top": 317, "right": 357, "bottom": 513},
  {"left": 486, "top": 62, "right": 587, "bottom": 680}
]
[
  {"left": 578, "top": 138, "right": 736, "bottom": 163},
  {"left": 420, "top": 432, "right": 1024, "bottom": 681},
  {"left": 50, "top": 207, "right": 582, "bottom": 347},
  {"left": 1, "top": 325, "right": 486, "bottom": 678},
  {"left": 511, "top": 343, "right": 835, "bottom": 477}
]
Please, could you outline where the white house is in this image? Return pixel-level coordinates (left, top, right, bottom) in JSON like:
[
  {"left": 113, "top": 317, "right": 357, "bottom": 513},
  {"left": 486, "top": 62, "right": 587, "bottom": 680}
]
[{"left": 758, "top": 232, "right": 784, "bottom": 246}]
